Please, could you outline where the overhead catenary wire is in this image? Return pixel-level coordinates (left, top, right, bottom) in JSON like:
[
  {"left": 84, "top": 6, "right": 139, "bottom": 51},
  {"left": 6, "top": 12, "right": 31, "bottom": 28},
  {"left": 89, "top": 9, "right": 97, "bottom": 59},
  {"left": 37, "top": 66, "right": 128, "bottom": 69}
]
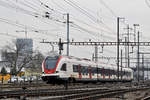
[
  {"left": 51, "top": 0, "right": 117, "bottom": 34},
  {"left": 63, "top": 0, "right": 116, "bottom": 34},
  {"left": 0, "top": 0, "right": 130, "bottom": 58},
  {"left": 0, "top": 0, "right": 65, "bottom": 28},
  {"left": 0, "top": 17, "right": 61, "bottom": 38},
  {"left": 35, "top": 0, "right": 115, "bottom": 41},
  {"left": 1, "top": 0, "right": 113, "bottom": 48},
  {"left": 48, "top": 0, "right": 116, "bottom": 39},
  {"left": 0, "top": 0, "right": 39, "bottom": 17},
  {"left": 35, "top": 0, "right": 115, "bottom": 40},
  {"left": 0, "top": 0, "right": 68, "bottom": 40},
  {"left": 145, "top": 0, "right": 150, "bottom": 8},
  {"left": 99, "top": 0, "right": 117, "bottom": 18},
  {"left": 71, "top": 23, "right": 115, "bottom": 41},
  {"left": 0, "top": 0, "right": 116, "bottom": 42}
]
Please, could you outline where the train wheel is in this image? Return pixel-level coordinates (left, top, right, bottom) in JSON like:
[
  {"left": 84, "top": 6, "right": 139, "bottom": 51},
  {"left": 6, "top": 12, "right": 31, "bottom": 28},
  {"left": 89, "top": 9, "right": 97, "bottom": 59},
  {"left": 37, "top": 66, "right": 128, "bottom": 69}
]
[
  {"left": 42, "top": 77, "right": 47, "bottom": 81},
  {"left": 63, "top": 80, "right": 68, "bottom": 90},
  {"left": 68, "top": 78, "right": 76, "bottom": 83}
]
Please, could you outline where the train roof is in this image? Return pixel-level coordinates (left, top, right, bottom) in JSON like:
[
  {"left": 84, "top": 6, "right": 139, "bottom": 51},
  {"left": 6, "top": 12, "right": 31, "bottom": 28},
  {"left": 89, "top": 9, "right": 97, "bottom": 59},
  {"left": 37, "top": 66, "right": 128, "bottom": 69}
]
[
  {"left": 60, "top": 56, "right": 117, "bottom": 69},
  {"left": 45, "top": 55, "right": 133, "bottom": 71}
]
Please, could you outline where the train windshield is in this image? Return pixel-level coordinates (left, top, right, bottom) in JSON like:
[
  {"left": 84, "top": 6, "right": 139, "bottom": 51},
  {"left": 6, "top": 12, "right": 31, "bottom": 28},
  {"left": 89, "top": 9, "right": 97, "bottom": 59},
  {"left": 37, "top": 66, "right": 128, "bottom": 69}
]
[{"left": 45, "top": 56, "right": 59, "bottom": 70}]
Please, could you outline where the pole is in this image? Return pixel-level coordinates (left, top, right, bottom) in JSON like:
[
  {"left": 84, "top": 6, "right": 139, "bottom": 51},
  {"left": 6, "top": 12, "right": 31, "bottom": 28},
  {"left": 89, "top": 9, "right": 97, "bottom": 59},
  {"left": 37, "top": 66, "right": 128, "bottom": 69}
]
[
  {"left": 67, "top": 13, "right": 69, "bottom": 56},
  {"left": 147, "top": 63, "right": 148, "bottom": 80},
  {"left": 133, "top": 24, "right": 139, "bottom": 42},
  {"left": 134, "top": 28, "right": 136, "bottom": 42},
  {"left": 125, "top": 37, "right": 128, "bottom": 68},
  {"left": 95, "top": 45, "right": 98, "bottom": 62},
  {"left": 25, "top": 27, "right": 27, "bottom": 38},
  {"left": 121, "top": 49, "right": 123, "bottom": 81},
  {"left": 117, "top": 17, "right": 120, "bottom": 80},
  {"left": 59, "top": 38, "right": 62, "bottom": 55},
  {"left": 127, "top": 25, "right": 130, "bottom": 68},
  {"left": 137, "top": 31, "right": 140, "bottom": 82},
  {"left": 92, "top": 53, "right": 94, "bottom": 61},
  {"left": 133, "top": 25, "right": 136, "bottom": 42},
  {"left": 142, "top": 54, "right": 144, "bottom": 81}
]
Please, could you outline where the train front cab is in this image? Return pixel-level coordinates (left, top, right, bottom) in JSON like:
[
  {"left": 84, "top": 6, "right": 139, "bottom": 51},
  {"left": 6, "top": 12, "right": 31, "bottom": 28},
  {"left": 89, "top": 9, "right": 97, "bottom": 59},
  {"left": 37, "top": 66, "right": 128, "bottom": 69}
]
[
  {"left": 42, "top": 56, "right": 72, "bottom": 84},
  {"left": 42, "top": 56, "right": 62, "bottom": 83}
]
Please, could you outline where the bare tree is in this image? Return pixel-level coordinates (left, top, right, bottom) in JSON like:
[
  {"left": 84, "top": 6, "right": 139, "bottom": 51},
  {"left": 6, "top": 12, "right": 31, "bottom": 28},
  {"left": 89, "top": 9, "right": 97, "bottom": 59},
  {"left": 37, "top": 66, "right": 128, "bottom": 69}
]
[
  {"left": 1, "top": 39, "right": 33, "bottom": 75},
  {"left": 1, "top": 67, "right": 7, "bottom": 76},
  {"left": 29, "top": 51, "right": 44, "bottom": 72}
]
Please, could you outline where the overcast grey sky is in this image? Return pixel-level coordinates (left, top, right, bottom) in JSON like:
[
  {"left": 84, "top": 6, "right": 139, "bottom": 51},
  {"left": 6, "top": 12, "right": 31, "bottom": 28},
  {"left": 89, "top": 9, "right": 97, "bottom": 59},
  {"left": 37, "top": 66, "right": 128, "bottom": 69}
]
[{"left": 0, "top": 0, "right": 150, "bottom": 67}]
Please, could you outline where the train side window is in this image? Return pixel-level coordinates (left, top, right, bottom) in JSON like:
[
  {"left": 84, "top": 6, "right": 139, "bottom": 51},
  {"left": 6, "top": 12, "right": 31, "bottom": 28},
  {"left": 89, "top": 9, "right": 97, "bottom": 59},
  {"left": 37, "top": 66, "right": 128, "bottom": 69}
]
[
  {"left": 112, "top": 70, "right": 114, "bottom": 75},
  {"left": 104, "top": 69, "right": 106, "bottom": 75},
  {"left": 106, "top": 69, "right": 109, "bottom": 76},
  {"left": 99, "top": 68, "right": 102, "bottom": 75},
  {"left": 124, "top": 71, "right": 126, "bottom": 76},
  {"left": 105, "top": 69, "right": 109, "bottom": 76},
  {"left": 97, "top": 68, "right": 99, "bottom": 73},
  {"left": 91, "top": 67, "right": 95, "bottom": 75},
  {"left": 129, "top": 72, "right": 131, "bottom": 76},
  {"left": 73, "top": 65, "right": 78, "bottom": 72},
  {"left": 81, "top": 66, "right": 86, "bottom": 75},
  {"left": 85, "top": 67, "right": 88, "bottom": 75},
  {"left": 61, "top": 63, "right": 67, "bottom": 71},
  {"left": 109, "top": 69, "right": 111, "bottom": 76}
]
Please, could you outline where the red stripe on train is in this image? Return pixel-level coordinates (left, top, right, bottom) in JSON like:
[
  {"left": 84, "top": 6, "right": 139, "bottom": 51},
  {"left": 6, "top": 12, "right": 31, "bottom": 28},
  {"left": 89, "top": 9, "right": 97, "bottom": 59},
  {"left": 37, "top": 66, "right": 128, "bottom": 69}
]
[{"left": 43, "top": 56, "right": 62, "bottom": 74}]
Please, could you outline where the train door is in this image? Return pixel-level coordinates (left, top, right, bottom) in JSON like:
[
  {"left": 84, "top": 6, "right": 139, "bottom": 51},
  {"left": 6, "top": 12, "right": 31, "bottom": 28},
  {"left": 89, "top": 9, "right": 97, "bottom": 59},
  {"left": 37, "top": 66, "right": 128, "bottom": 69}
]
[
  {"left": 60, "top": 62, "right": 67, "bottom": 78},
  {"left": 88, "top": 67, "right": 92, "bottom": 79},
  {"left": 67, "top": 62, "right": 72, "bottom": 77},
  {"left": 97, "top": 67, "right": 99, "bottom": 80},
  {"left": 102, "top": 67, "right": 105, "bottom": 79},
  {"left": 109, "top": 69, "right": 110, "bottom": 79},
  {"left": 78, "top": 65, "right": 82, "bottom": 79}
]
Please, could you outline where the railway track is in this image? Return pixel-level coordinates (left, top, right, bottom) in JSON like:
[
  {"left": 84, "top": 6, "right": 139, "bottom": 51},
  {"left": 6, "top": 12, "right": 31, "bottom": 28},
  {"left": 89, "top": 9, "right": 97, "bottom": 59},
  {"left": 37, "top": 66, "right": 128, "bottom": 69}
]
[
  {"left": 45, "top": 87, "right": 150, "bottom": 100},
  {"left": 0, "top": 87, "right": 108, "bottom": 99},
  {"left": 142, "top": 96, "right": 150, "bottom": 100},
  {"left": 0, "top": 82, "right": 112, "bottom": 90},
  {"left": 0, "top": 82, "right": 149, "bottom": 100},
  {"left": 0, "top": 82, "right": 135, "bottom": 93}
]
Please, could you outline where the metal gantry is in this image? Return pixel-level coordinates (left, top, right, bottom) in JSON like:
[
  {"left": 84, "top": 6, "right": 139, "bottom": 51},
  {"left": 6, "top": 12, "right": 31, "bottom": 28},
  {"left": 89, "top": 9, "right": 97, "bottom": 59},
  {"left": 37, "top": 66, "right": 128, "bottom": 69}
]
[
  {"left": 41, "top": 40, "right": 150, "bottom": 46},
  {"left": 40, "top": 39, "right": 150, "bottom": 82}
]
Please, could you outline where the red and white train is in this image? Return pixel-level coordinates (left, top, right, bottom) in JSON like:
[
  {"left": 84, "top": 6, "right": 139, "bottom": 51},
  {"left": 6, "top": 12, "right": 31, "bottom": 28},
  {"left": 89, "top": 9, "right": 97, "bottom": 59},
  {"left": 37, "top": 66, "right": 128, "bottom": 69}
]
[{"left": 42, "top": 55, "right": 133, "bottom": 84}]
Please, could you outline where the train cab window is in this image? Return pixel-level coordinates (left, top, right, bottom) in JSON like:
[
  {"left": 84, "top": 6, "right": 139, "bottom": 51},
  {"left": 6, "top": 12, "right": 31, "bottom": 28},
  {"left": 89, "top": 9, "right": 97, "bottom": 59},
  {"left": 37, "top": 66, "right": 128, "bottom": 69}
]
[
  {"left": 45, "top": 57, "right": 59, "bottom": 70},
  {"left": 61, "top": 63, "right": 67, "bottom": 71}
]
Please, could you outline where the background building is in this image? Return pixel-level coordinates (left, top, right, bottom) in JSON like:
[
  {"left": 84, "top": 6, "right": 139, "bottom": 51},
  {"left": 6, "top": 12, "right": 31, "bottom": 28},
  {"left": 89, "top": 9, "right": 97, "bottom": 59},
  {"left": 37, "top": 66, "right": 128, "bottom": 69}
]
[{"left": 16, "top": 38, "right": 33, "bottom": 54}]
